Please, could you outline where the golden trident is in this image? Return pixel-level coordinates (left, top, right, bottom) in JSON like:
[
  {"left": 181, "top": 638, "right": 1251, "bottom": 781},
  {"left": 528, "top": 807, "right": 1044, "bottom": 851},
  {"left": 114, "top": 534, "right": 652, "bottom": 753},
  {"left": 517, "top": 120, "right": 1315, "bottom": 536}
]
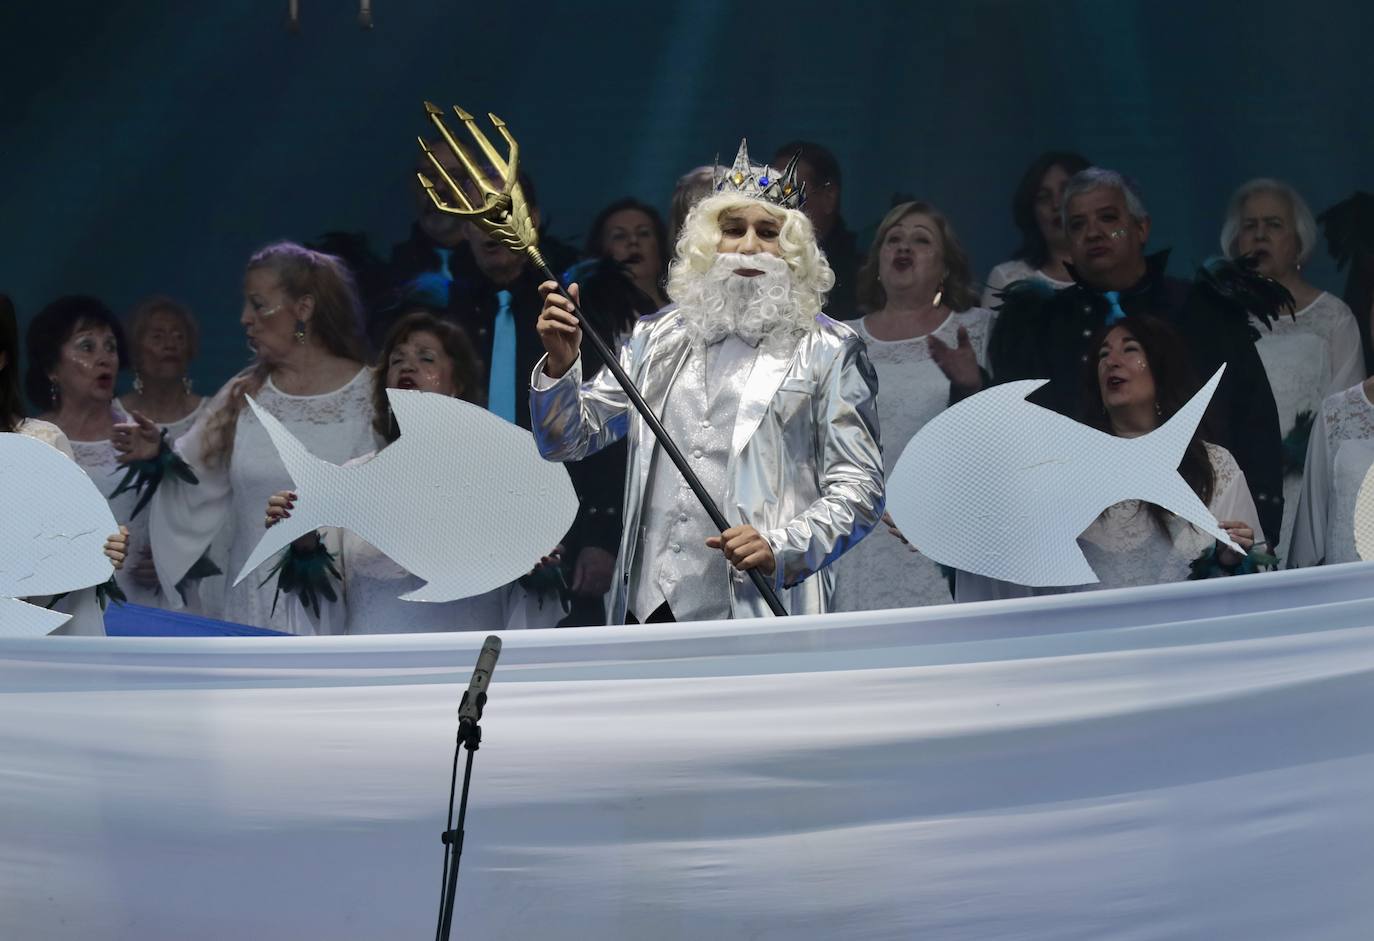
[
  {"left": 412, "top": 102, "right": 788, "bottom": 617},
  {"left": 416, "top": 102, "right": 550, "bottom": 272}
]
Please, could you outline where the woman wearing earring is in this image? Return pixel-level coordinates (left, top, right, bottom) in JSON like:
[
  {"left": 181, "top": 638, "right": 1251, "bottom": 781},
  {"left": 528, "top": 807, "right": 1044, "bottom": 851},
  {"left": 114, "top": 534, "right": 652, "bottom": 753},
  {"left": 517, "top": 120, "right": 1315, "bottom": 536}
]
[
  {"left": 1219, "top": 178, "right": 1364, "bottom": 561},
  {"left": 115, "top": 241, "right": 376, "bottom": 633},
  {"left": 263, "top": 310, "right": 564, "bottom": 632},
  {"left": 832, "top": 201, "right": 995, "bottom": 611},
  {"left": 119, "top": 296, "right": 206, "bottom": 444},
  {"left": 24, "top": 295, "right": 153, "bottom": 607},
  {"left": 117, "top": 296, "right": 209, "bottom": 606},
  {"left": 4, "top": 294, "right": 128, "bottom": 634}
]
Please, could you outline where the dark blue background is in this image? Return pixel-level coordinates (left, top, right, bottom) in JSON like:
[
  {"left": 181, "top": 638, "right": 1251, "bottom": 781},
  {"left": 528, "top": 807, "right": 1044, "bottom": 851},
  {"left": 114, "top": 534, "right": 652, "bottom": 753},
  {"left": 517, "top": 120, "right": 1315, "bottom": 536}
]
[{"left": 3, "top": 0, "right": 1370, "bottom": 392}]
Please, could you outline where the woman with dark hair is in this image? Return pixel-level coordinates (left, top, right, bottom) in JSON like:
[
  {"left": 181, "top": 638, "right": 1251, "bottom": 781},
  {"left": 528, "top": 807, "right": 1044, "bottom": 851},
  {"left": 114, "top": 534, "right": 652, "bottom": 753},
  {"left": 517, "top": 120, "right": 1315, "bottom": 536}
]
[
  {"left": 25, "top": 295, "right": 154, "bottom": 606},
  {"left": 584, "top": 197, "right": 670, "bottom": 311},
  {"left": 116, "top": 241, "right": 376, "bottom": 633},
  {"left": 3, "top": 295, "right": 128, "bottom": 633},
  {"left": 263, "top": 309, "right": 565, "bottom": 632},
  {"left": 957, "top": 316, "right": 1264, "bottom": 601},
  {"left": 981, "top": 150, "right": 1091, "bottom": 307},
  {"left": 832, "top": 201, "right": 994, "bottom": 610}
]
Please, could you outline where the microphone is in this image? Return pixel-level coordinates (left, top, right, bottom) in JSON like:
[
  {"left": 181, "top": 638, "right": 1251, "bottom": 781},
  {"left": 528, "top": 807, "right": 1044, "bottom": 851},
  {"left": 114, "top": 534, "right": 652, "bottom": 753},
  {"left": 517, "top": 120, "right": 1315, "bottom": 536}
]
[{"left": 458, "top": 635, "right": 502, "bottom": 727}]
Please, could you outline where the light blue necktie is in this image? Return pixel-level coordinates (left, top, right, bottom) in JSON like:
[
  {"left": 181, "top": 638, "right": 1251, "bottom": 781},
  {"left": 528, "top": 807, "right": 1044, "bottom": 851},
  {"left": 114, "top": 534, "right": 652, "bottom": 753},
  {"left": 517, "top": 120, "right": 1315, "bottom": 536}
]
[
  {"left": 488, "top": 289, "right": 517, "bottom": 423},
  {"left": 1102, "top": 290, "right": 1128, "bottom": 325},
  {"left": 435, "top": 247, "right": 454, "bottom": 281}
]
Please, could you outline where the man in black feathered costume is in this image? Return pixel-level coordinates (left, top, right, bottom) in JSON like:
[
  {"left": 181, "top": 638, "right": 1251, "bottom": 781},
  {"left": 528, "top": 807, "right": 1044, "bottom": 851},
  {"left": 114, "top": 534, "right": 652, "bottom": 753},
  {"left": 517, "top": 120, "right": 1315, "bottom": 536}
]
[{"left": 984, "top": 167, "right": 1289, "bottom": 544}]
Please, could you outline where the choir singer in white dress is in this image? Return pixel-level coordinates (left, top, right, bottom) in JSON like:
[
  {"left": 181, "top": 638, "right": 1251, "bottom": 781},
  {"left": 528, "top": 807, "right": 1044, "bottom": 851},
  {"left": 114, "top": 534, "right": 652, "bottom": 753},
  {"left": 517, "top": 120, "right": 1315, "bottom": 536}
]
[
  {"left": 1220, "top": 178, "right": 1365, "bottom": 560},
  {"left": 832, "top": 201, "right": 995, "bottom": 610},
  {"left": 3, "top": 295, "right": 128, "bottom": 634},
  {"left": 264, "top": 310, "right": 565, "bottom": 633},
  {"left": 116, "top": 242, "right": 377, "bottom": 634},
  {"left": 957, "top": 315, "right": 1265, "bottom": 601}
]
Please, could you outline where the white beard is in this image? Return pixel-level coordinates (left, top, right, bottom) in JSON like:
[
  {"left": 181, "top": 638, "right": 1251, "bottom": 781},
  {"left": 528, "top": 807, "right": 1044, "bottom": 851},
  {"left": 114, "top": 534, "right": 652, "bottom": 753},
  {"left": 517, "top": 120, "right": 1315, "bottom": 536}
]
[{"left": 676, "top": 252, "right": 814, "bottom": 347}]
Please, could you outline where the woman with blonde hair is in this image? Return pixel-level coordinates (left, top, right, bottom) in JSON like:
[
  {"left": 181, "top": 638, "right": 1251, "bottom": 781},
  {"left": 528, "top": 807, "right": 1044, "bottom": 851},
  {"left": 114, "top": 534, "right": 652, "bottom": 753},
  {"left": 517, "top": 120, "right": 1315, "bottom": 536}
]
[
  {"left": 832, "top": 200, "right": 996, "bottom": 611},
  {"left": 116, "top": 241, "right": 376, "bottom": 633}
]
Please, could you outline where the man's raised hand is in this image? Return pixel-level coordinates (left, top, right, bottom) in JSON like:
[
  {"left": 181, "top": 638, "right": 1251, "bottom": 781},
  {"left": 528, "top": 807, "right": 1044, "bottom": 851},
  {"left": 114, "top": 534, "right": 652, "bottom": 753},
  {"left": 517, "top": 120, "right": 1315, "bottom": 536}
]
[{"left": 536, "top": 281, "right": 582, "bottom": 379}]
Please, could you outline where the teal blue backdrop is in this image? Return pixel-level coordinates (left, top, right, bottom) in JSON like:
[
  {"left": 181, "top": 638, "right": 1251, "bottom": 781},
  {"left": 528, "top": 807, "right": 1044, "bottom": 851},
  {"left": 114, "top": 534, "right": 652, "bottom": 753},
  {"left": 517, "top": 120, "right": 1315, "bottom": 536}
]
[{"left": 2, "top": 0, "right": 1370, "bottom": 393}]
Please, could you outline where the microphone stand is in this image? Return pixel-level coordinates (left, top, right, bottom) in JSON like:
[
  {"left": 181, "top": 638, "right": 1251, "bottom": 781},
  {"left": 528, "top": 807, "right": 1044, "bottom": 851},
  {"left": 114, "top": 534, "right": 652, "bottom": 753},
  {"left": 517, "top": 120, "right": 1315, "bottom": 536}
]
[{"left": 434, "top": 690, "right": 485, "bottom": 941}]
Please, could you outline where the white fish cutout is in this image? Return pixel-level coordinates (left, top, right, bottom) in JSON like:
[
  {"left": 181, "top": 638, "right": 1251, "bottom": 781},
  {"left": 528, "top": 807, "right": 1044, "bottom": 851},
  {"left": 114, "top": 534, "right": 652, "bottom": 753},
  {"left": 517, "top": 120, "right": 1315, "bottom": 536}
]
[
  {"left": 234, "top": 389, "right": 579, "bottom": 603},
  {"left": 886, "top": 366, "right": 1243, "bottom": 587},
  {"left": 1353, "top": 461, "right": 1374, "bottom": 562},
  {"left": 0, "top": 432, "right": 118, "bottom": 636}
]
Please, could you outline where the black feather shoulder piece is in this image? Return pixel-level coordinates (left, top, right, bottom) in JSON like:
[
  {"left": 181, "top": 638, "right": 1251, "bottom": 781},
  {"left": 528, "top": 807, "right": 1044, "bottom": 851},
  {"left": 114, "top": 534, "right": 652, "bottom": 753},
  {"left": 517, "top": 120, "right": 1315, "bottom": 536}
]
[
  {"left": 1318, "top": 192, "right": 1374, "bottom": 271},
  {"left": 992, "top": 276, "right": 1058, "bottom": 318},
  {"left": 1193, "top": 255, "right": 1295, "bottom": 333}
]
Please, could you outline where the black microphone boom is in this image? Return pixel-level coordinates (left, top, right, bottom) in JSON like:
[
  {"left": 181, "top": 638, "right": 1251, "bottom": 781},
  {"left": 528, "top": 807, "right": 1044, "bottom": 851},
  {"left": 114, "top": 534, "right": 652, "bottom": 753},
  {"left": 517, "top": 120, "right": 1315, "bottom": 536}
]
[{"left": 436, "top": 635, "right": 502, "bottom": 941}]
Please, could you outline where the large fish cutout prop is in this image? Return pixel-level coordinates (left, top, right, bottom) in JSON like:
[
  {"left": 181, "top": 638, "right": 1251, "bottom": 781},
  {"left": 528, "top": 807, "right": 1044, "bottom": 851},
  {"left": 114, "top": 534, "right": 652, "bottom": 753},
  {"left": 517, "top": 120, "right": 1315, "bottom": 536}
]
[
  {"left": 234, "top": 389, "right": 578, "bottom": 603},
  {"left": 0, "top": 432, "right": 118, "bottom": 636},
  {"left": 886, "top": 366, "right": 1243, "bottom": 587},
  {"left": 1353, "top": 458, "right": 1374, "bottom": 562}
]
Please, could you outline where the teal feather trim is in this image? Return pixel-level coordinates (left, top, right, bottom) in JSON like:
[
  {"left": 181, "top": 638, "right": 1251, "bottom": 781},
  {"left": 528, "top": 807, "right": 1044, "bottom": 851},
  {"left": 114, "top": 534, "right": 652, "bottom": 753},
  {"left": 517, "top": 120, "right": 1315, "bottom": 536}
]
[
  {"left": 44, "top": 574, "right": 127, "bottom": 611},
  {"left": 1282, "top": 410, "right": 1315, "bottom": 476},
  {"left": 1187, "top": 543, "right": 1278, "bottom": 580},
  {"left": 110, "top": 430, "right": 199, "bottom": 519},
  {"left": 261, "top": 539, "right": 341, "bottom": 621}
]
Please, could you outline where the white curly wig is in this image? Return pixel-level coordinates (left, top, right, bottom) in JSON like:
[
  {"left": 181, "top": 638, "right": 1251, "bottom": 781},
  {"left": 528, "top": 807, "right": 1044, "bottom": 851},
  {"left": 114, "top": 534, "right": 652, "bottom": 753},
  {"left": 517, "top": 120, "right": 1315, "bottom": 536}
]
[{"left": 665, "top": 193, "right": 836, "bottom": 319}]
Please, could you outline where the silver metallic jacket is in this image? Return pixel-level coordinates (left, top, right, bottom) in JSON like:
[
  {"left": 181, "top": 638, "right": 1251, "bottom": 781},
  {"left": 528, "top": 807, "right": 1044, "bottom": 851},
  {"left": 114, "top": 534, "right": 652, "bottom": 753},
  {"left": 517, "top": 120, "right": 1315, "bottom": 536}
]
[{"left": 530, "top": 307, "right": 885, "bottom": 621}]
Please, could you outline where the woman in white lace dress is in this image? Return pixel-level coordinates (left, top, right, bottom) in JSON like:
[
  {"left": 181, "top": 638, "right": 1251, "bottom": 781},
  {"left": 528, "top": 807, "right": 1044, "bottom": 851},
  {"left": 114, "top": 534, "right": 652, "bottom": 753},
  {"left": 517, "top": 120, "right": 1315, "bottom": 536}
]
[
  {"left": 981, "top": 151, "right": 1090, "bottom": 307},
  {"left": 1287, "top": 374, "right": 1374, "bottom": 567},
  {"left": 1220, "top": 178, "right": 1365, "bottom": 560},
  {"left": 832, "top": 201, "right": 995, "bottom": 611},
  {"left": 115, "top": 296, "right": 209, "bottom": 607},
  {"left": 117, "top": 242, "right": 377, "bottom": 634},
  {"left": 2, "top": 294, "right": 128, "bottom": 634},
  {"left": 265, "top": 310, "right": 564, "bottom": 633},
  {"left": 958, "top": 316, "right": 1264, "bottom": 602},
  {"left": 24, "top": 296, "right": 155, "bottom": 608}
]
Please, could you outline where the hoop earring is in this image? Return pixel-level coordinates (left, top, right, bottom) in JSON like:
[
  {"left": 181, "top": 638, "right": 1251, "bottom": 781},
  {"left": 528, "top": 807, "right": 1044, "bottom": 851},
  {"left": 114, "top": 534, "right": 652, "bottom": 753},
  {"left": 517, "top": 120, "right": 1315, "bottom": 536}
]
[
  {"left": 294, "top": 319, "right": 307, "bottom": 344},
  {"left": 133, "top": 372, "right": 144, "bottom": 394}
]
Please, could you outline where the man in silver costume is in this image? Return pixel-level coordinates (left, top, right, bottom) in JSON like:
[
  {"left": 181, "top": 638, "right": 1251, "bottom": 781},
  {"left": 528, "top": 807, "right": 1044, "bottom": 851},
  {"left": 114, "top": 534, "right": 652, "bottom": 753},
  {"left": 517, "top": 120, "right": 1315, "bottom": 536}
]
[{"left": 530, "top": 141, "right": 885, "bottom": 622}]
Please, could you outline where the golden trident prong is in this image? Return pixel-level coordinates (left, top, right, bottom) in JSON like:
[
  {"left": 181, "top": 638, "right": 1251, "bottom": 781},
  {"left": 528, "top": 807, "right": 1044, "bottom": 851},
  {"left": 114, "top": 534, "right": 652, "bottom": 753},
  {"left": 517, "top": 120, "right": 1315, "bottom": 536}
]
[{"left": 417, "top": 101, "right": 544, "bottom": 267}]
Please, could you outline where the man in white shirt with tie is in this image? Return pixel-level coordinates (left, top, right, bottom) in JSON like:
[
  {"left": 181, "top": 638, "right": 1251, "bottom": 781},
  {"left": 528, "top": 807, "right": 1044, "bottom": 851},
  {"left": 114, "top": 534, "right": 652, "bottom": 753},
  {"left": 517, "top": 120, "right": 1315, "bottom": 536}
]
[{"left": 530, "top": 141, "right": 885, "bottom": 622}]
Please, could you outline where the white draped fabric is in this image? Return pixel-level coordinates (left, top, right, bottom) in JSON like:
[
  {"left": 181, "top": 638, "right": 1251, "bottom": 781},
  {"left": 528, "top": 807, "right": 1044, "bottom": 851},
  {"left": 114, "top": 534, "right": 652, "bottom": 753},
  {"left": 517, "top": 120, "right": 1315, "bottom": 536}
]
[{"left": 3, "top": 563, "right": 1374, "bottom": 940}]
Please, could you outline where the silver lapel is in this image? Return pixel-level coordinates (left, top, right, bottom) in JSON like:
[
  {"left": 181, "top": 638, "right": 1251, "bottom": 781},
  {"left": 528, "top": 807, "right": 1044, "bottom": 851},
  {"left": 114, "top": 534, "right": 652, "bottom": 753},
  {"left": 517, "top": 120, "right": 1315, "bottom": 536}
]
[{"left": 731, "top": 337, "right": 801, "bottom": 456}]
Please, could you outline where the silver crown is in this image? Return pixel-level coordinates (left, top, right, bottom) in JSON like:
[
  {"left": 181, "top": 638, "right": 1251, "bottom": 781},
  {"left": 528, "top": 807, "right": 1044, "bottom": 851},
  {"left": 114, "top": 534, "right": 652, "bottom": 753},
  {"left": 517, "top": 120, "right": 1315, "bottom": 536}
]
[{"left": 712, "top": 139, "right": 806, "bottom": 209}]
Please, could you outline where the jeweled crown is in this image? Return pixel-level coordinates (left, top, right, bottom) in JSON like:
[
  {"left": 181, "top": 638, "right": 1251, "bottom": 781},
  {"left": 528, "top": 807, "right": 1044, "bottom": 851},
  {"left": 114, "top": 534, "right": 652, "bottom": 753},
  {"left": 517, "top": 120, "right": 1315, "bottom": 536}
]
[{"left": 712, "top": 139, "right": 806, "bottom": 210}]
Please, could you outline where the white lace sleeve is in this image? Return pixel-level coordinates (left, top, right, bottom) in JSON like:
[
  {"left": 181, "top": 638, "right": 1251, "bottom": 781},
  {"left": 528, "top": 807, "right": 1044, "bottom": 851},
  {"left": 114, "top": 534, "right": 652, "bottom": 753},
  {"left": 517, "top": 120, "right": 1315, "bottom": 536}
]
[
  {"left": 148, "top": 380, "right": 237, "bottom": 603},
  {"left": 1327, "top": 304, "right": 1366, "bottom": 395},
  {"left": 1206, "top": 444, "right": 1265, "bottom": 550},
  {"left": 1287, "top": 406, "right": 1332, "bottom": 568}
]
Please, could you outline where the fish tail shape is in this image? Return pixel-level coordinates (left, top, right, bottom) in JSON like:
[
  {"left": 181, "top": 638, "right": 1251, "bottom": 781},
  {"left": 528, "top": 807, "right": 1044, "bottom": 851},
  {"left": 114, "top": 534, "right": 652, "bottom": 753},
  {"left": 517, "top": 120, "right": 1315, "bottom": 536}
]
[
  {"left": 232, "top": 396, "right": 350, "bottom": 586},
  {"left": 0, "top": 596, "right": 71, "bottom": 637},
  {"left": 1127, "top": 365, "right": 1244, "bottom": 553}
]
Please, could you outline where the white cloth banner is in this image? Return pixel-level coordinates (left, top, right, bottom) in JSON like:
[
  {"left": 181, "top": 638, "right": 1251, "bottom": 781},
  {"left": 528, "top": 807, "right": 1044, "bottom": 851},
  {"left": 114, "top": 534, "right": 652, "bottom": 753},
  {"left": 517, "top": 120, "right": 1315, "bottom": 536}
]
[{"left": 4, "top": 564, "right": 1374, "bottom": 940}]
